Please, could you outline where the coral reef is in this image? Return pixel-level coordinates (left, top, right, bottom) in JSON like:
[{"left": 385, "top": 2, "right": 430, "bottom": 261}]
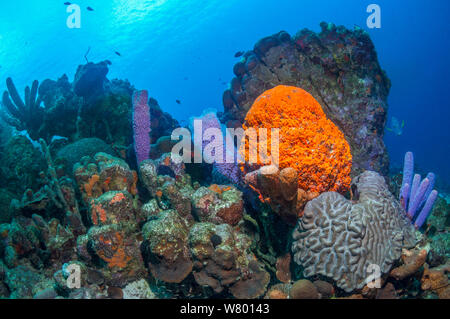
[
  {"left": 141, "top": 209, "right": 193, "bottom": 283},
  {"left": 188, "top": 222, "right": 270, "bottom": 298},
  {"left": 191, "top": 185, "right": 244, "bottom": 226},
  {"left": 0, "top": 135, "right": 45, "bottom": 195},
  {"left": 292, "top": 171, "right": 417, "bottom": 292},
  {"left": 221, "top": 23, "right": 390, "bottom": 175},
  {"left": 0, "top": 22, "right": 447, "bottom": 300}
]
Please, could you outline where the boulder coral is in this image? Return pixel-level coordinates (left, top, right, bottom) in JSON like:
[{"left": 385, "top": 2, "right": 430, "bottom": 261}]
[
  {"left": 141, "top": 210, "right": 193, "bottom": 284},
  {"left": 188, "top": 222, "right": 270, "bottom": 298}
]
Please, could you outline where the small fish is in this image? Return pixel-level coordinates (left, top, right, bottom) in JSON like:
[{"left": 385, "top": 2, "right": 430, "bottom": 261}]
[
  {"left": 87, "top": 6, "right": 94, "bottom": 11},
  {"left": 386, "top": 116, "right": 405, "bottom": 136},
  {"left": 64, "top": 2, "right": 71, "bottom": 5},
  {"left": 234, "top": 51, "right": 244, "bottom": 58},
  {"left": 114, "top": 51, "right": 121, "bottom": 56},
  {"left": 183, "top": 77, "right": 188, "bottom": 81},
  {"left": 176, "top": 100, "right": 181, "bottom": 104}
]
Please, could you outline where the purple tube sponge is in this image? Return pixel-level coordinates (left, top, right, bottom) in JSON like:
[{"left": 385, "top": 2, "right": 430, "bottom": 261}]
[
  {"left": 398, "top": 151, "right": 439, "bottom": 228},
  {"left": 399, "top": 151, "right": 414, "bottom": 207},
  {"left": 409, "top": 174, "right": 421, "bottom": 210},
  {"left": 414, "top": 190, "right": 438, "bottom": 229},
  {"left": 190, "top": 109, "right": 241, "bottom": 184},
  {"left": 399, "top": 183, "right": 410, "bottom": 210},
  {"left": 419, "top": 172, "right": 435, "bottom": 209},
  {"left": 400, "top": 152, "right": 414, "bottom": 193},
  {"left": 132, "top": 90, "right": 151, "bottom": 164},
  {"left": 407, "top": 177, "right": 429, "bottom": 219}
]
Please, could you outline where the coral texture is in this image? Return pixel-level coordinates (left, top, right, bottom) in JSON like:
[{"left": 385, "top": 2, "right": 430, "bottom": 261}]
[
  {"left": 188, "top": 222, "right": 269, "bottom": 298},
  {"left": 222, "top": 23, "right": 391, "bottom": 175},
  {"left": 292, "top": 171, "right": 417, "bottom": 292}
]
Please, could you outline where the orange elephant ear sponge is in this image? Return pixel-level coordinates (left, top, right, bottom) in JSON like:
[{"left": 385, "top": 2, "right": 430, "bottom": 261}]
[{"left": 241, "top": 85, "right": 352, "bottom": 194}]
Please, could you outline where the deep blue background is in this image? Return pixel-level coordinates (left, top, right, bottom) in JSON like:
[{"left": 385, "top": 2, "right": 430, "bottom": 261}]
[{"left": 0, "top": 0, "right": 449, "bottom": 186}]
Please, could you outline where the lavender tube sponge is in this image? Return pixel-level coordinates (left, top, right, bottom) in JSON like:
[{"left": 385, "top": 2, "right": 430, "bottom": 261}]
[
  {"left": 419, "top": 172, "right": 435, "bottom": 209},
  {"left": 191, "top": 110, "right": 241, "bottom": 184},
  {"left": 132, "top": 90, "right": 151, "bottom": 164},
  {"left": 407, "top": 177, "right": 429, "bottom": 219},
  {"left": 400, "top": 152, "right": 414, "bottom": 198},
  {"left": 400, "top": 183, "right": 410, "bottom": 210},
  {"left": 414, "top": 190, "right": 438, "bottom": 229},
  {"left": 408, "top": 174, "right": 421, "bottom": 210}
]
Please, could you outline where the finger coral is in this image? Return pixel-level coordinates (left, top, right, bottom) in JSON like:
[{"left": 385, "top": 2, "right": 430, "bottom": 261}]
[{"left": 241, "top": 85, "right": 352, "bottom": 194}]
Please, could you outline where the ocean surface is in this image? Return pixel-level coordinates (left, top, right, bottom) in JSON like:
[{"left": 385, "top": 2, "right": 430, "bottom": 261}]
[{"left": 0, "top": 0, "right": 449, "bottom": 185}]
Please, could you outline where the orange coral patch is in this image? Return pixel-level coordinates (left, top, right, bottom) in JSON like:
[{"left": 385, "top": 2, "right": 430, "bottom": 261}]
[
  {"left": 97, "top": 232, "right": 131, "bottom": 269},
  {"left": 90, "top": 200, "right": 107, "bottom": 225},
  {"left": 84, "top": 174, "right": 100, "bottom": 198},
  {"left": 110, "top": 192, "right": 126, "bottom": 204}
]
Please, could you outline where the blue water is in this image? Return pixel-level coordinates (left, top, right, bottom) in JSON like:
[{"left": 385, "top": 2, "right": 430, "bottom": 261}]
[{"left": 0, "top": 0, "right": 449, "bottom": 184}]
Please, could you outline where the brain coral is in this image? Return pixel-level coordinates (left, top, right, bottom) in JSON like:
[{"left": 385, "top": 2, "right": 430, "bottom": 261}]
[
  {"left": 241, "top": 85, "right": 352, "bottom": 194},
  {"left": 292, "top": 171, "right": 417, "bottom": 292}
]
